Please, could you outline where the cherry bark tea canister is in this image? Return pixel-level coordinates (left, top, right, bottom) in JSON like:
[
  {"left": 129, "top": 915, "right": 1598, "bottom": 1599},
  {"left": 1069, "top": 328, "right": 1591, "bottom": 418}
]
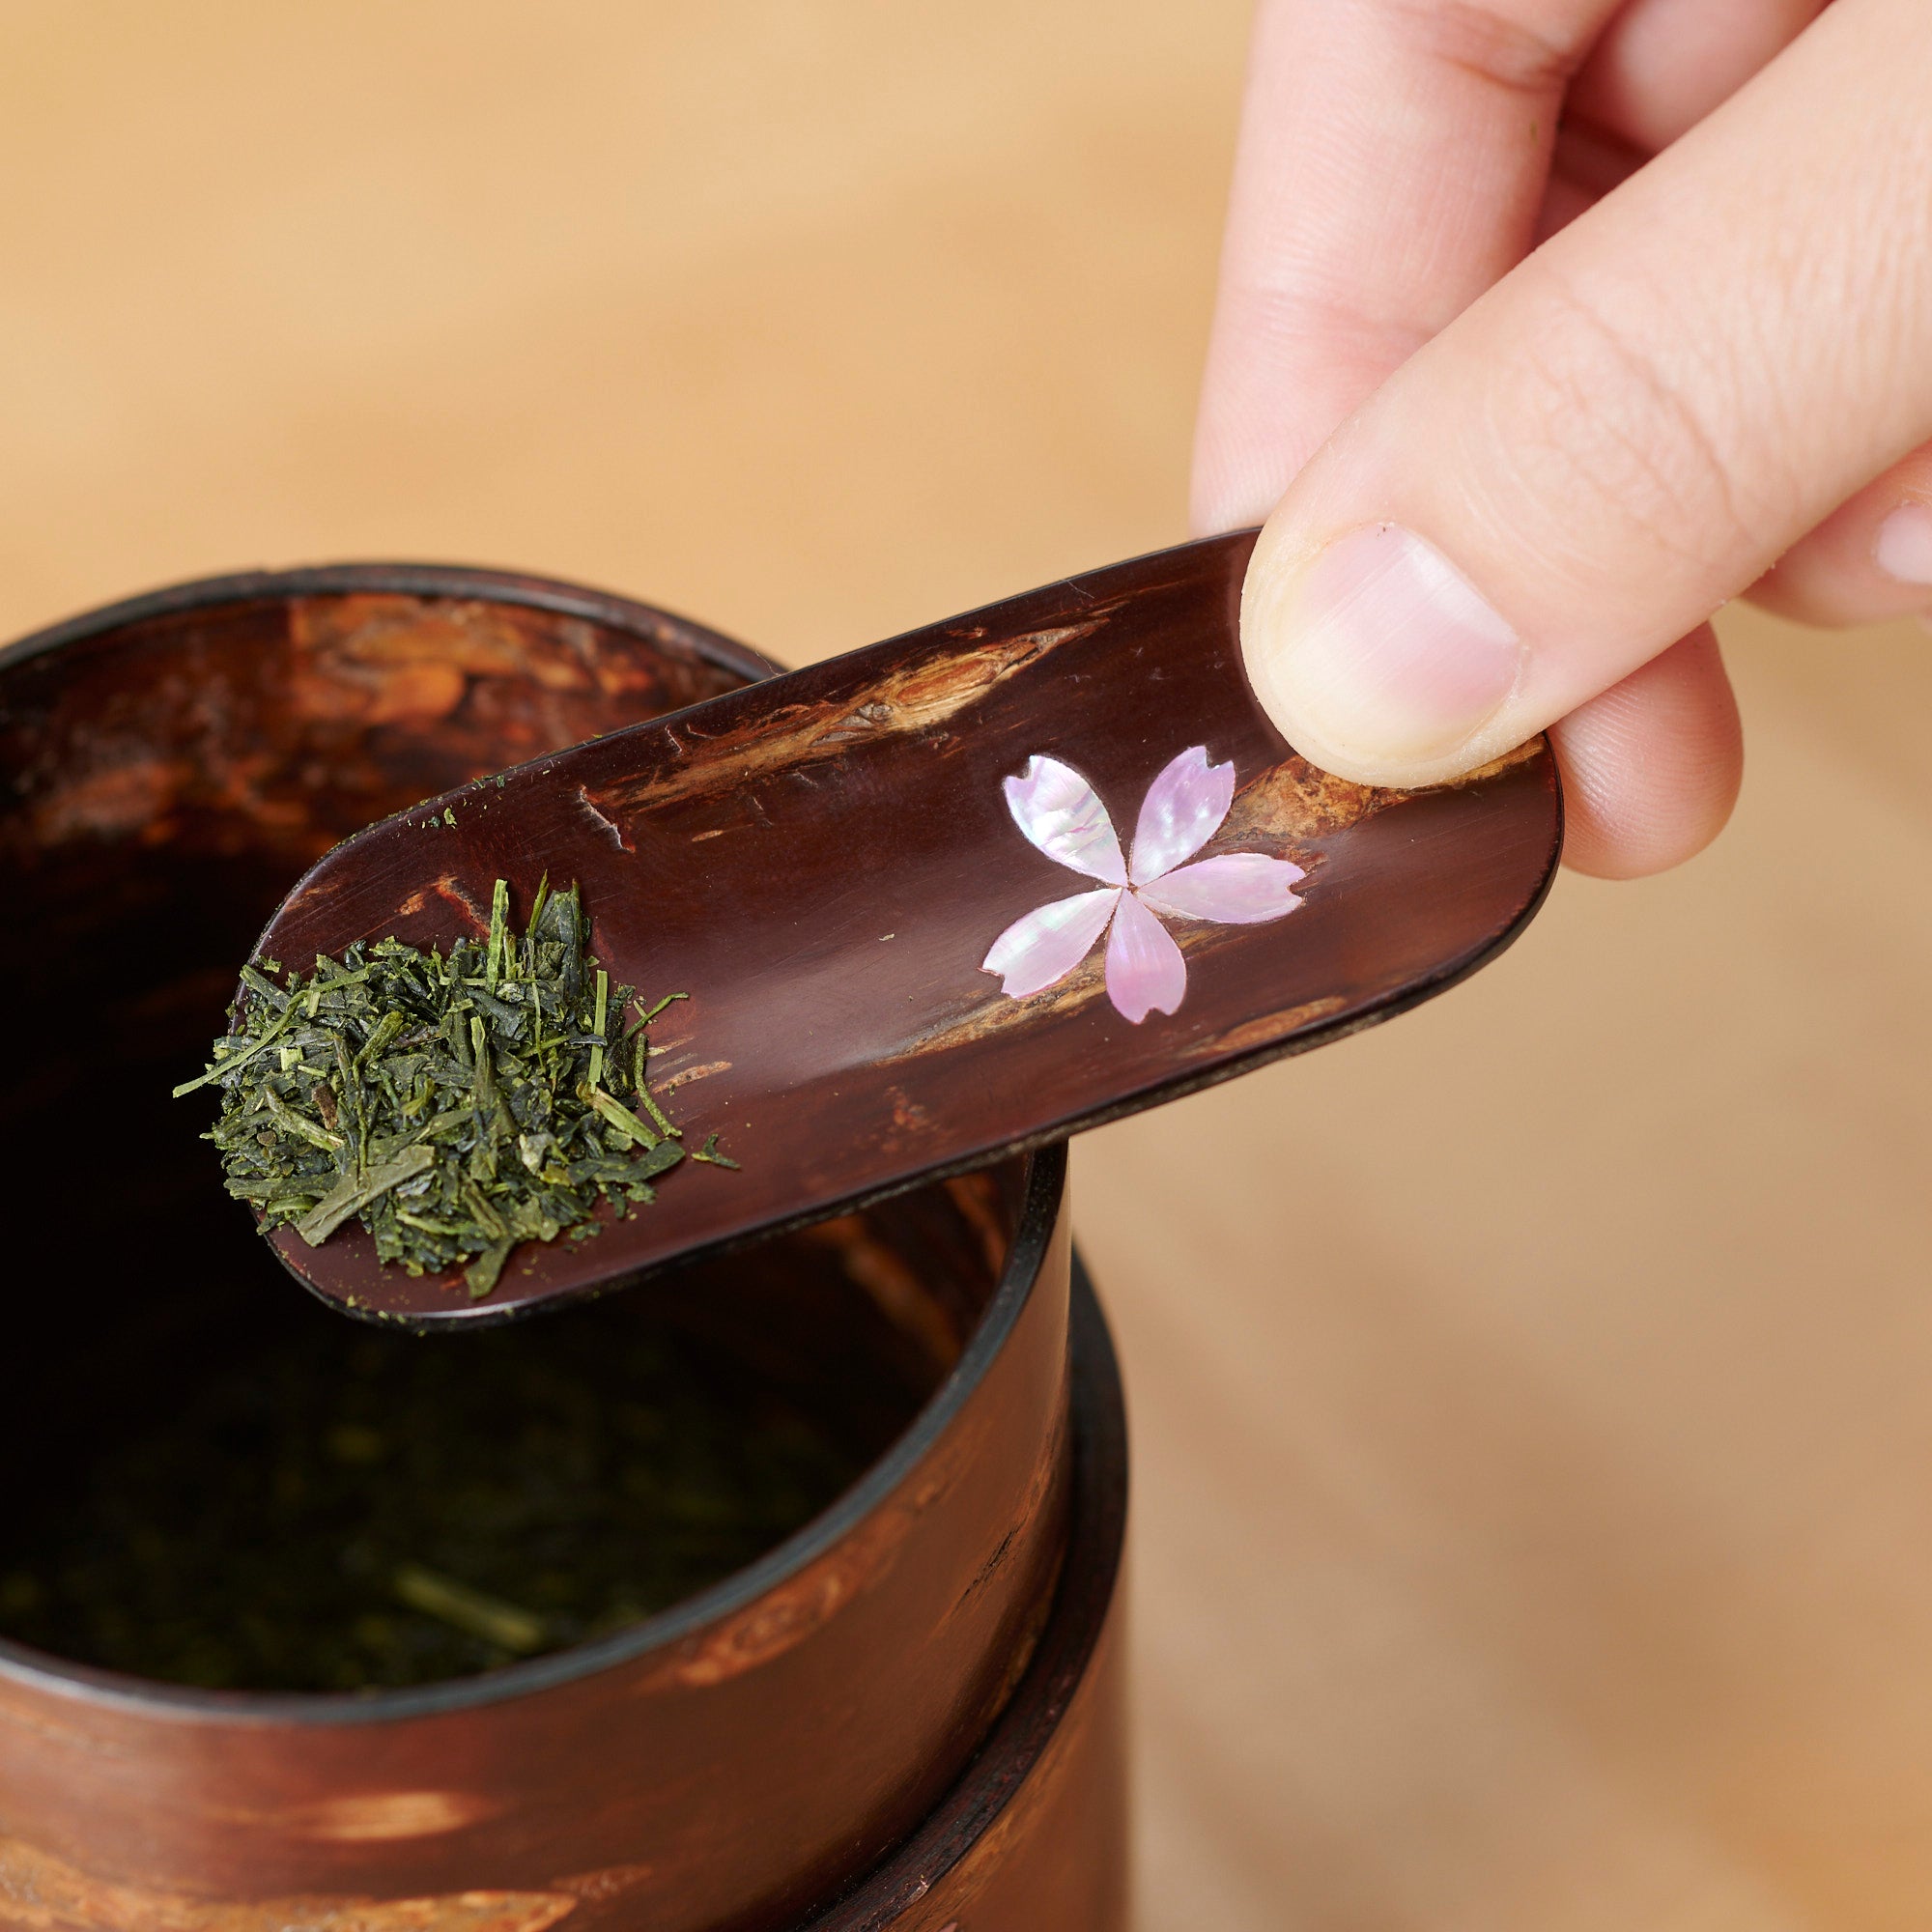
[{"left": 0, "top": 568, "right": 1128, "bottom": 1931}]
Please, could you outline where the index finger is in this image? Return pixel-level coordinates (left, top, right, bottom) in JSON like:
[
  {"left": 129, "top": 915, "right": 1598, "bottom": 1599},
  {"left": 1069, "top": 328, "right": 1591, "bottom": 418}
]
[{"left": 1191, "top": 0, "right": 1623, "bottom": 534}]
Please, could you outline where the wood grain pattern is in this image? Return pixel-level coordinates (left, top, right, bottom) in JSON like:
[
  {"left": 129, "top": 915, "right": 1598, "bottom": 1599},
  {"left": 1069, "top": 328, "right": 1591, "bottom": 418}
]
[
  {"left": 0, "top": 1265, "right": 1127, "bottom": 1932},
  {"left": 2, "top": 8, "right": 1927, "bottom": 1925},
  {"left": 0, "top": 1840, "right": 577, "bottom": 1932},
  {"left": 805, "top": 1264, "right": 1130, "bottom": 1932},
  {"left": 0, "top": 582, "right": 1123, "bottom": 1930},
  {"left": 254, "top": 535, "right": 1559, "bottom": 1323}
]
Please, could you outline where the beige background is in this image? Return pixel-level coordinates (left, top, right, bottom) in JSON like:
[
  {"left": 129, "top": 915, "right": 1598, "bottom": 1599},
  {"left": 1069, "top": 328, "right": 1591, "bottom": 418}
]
[{"left": 4, "top": 7, "right": 1929, "bottom": 1927}]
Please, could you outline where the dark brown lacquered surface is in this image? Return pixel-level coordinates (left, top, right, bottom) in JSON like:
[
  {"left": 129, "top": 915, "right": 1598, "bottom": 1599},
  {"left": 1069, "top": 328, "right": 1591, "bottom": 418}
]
[
  {"left": 0, "top": 1169, "right": 1082, "bottom": 1930},
  {"left": 256, "top": 530, "right": 1562, "bottom": 1325},
  {"left": 0, "top": 1263, "right": 1126, "bottom": 1932},
  {"left": 0, "top": 568, "right": 1127, "bottom": 1928},
  {"left": 806, "top": 1258, "right": 1130, "bottom": 1932}
]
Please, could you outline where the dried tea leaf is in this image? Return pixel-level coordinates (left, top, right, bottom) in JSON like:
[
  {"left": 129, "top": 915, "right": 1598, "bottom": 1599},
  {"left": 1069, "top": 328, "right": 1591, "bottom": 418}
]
[
  {"left": 393, "top": 1562, "right": 547, "bottom": 1653},
  {"left": 178, "top": 878, "right": 738, "bottom": 1297}
]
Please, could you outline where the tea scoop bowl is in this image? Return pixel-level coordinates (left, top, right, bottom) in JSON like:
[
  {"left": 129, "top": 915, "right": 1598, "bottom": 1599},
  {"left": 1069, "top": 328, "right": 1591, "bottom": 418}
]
[{"left": 242, "top": 530, "right": 1561, "bottom": 1326}]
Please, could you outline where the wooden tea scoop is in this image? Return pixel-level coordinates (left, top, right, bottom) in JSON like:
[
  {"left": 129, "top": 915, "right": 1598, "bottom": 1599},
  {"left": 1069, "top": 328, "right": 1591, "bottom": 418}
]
[{"left": 247, "top": 530, "right": 1560, "bottom": 1325}]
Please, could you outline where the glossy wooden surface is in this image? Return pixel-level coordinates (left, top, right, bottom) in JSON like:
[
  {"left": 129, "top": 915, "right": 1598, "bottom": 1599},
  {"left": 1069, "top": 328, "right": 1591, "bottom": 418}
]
[
  {"left": 0, "top": 1236, "right": 1130, "bottom": 1932},
  {"left": 4, "top": 9, "right": 1929, "bottom": 1925},
  {"left": 0, "top": 582, "right": 1120, "bottom": 1929},
  {"left": 808, "top": 1263, "right": 1130, "bottom": 1932},
  {"left": 255, "top": 534, "right": 1558, "bottom": 1323},
  {"left": 0, "top": 1245, "right": 1128, "bottom": 1932}
]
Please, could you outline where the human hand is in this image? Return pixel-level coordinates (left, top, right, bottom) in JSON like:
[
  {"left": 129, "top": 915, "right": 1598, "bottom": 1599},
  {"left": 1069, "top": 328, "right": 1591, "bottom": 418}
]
[{"left": 1194, "top": 0, "right": 1932, "bottom": 877}]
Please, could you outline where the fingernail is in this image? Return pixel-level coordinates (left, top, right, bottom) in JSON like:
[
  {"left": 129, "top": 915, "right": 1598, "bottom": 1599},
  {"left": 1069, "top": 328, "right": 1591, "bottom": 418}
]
[
  {"left": 1243, "top": 523, "right": 1522, "bottom": 776},
  {"left": 1875, "top": 503, "right": 1932, "bottom": 584}
]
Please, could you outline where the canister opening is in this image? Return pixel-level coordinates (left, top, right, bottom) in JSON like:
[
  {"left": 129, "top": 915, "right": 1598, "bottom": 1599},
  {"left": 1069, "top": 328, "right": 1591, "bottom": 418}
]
[{"left": 0, "top": 578, "right": 1029, "bottom": 1697}]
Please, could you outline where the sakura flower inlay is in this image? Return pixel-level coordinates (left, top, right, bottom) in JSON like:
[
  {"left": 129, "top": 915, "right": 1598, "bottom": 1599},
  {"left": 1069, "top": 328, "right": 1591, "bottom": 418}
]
[{"left": 982, "top": 747, "right": 1307, "bottom": 1023}]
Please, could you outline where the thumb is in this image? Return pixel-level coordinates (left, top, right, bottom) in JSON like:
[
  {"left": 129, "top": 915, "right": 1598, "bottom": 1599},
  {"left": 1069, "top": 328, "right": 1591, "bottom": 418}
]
[{"left": 1239, "top": 0, "right": 1932, "bottom": 790}]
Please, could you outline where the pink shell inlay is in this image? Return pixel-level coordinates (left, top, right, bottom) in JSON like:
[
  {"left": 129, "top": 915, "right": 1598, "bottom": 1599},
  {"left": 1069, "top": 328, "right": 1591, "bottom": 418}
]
[
  {"left": 983, "top": 745, "right": 1307, "bottom": 1023},
  {"left": 1104, "top": 890, "right": 1187, "bottom": 1024},
  {"left": 1138, "top": 852, "right": 1306, "bottom": 924},
  {"left": 1128, "top": 746, "right": 1235, "bottom": 885},
  {"left": 1002, "top": 755, "right": 1127, "bottom": 886},
  {"left": 981, "top": 886, "right": 1122, "bottom": 999}
]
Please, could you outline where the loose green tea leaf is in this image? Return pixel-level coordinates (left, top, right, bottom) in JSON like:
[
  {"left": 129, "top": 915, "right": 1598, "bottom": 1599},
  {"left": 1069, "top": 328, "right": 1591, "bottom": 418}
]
[
  {"left": 0, "top": 1293, "right": 874, "bottom": 1691},
  {"left": 393, "top": 1562, "right": 548, "bottom": 1654},
  {"left": 296, "top": 1144, "right": 436, "bottom": 1248},
  {"left": 178, "top": 879, "right": 737, "bottom": 1296}
]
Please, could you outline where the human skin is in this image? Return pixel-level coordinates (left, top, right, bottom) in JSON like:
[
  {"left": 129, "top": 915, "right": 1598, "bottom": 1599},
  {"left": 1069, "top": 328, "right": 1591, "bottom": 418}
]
[{"left": 1193, "top": 0, "right": 1932, "bottom": 878}]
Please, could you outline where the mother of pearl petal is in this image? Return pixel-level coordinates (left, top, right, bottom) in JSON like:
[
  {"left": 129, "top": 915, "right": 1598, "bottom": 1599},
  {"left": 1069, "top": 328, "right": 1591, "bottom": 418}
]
[
  {"left": 1002, "top": 755, "right": 1127, "bottom": 885},
  {"left": 1138, "top": 852, "right": 1305, "bottom": 924},
  {"left": 982, "top": 886, "right": 1122, "bottom": 997},
  {"left": 1104, "top": 893, "right": 1187, "bottom": 1023},
  {"left": 1128, "top": 746, "right": 1234, "bottom": 885}
]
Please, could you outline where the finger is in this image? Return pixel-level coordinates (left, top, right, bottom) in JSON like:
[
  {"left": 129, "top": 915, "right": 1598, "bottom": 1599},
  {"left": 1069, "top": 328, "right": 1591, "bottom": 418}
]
[
  {"left": 1549, "top": 626, "right": 1743, "bottom": 879},
  {"left": 1536, "top": 0, "right": 1827, "bottom": 241},
  {"left": 1533, "top": 112, "right": 1644, "bottom": 244},
  {"left": 1568, "top": 0, "right": 1830, "bottom": 155},
  {"left": 1190, "top": 0, "right": 1624, "bottom": 535},
  {"left": 1239, "top": 0, "right": 1932, "bottom": 790},
  {"left": 1750, "top": 442, "right": 1932, "bottom": 625}
]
